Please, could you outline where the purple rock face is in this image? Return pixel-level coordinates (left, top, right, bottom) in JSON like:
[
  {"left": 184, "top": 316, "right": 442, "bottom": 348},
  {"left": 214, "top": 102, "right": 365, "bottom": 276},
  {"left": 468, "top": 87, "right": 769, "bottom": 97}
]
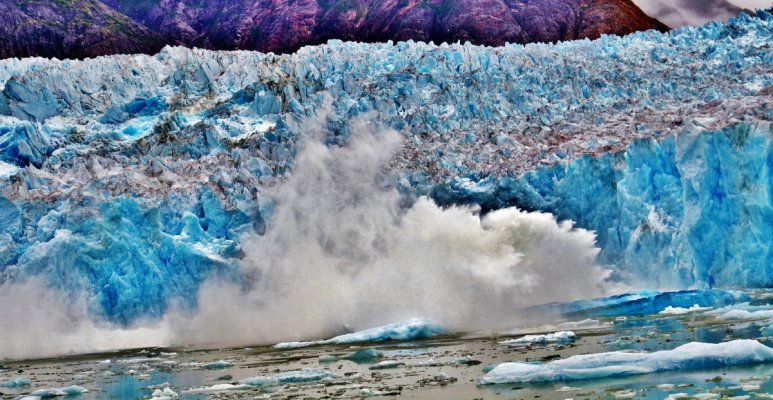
[
  {"left": 107, "top": 0, "right": 667, "bottom": 53},
  {"left": 2, "top": 0, "right": 667, "bottom": 59},
  {"left": 0, "top": 0, "right": 165, "bottom": 59}
]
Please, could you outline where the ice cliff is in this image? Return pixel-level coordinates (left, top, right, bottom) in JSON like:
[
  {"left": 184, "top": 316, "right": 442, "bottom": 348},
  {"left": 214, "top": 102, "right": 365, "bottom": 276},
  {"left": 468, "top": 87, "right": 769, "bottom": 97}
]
[{"left": 0, "top": 12, "right": 771, "bottom": 324}]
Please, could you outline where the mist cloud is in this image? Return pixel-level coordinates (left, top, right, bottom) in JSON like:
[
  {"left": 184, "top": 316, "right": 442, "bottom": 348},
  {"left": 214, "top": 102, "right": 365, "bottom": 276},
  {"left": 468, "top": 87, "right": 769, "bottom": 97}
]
[
  {"left": 632, "top": 0, "right": 748, "bottom": 27},
  {"left": 0, "top": 111, "right": 624, "bottom": 360}
]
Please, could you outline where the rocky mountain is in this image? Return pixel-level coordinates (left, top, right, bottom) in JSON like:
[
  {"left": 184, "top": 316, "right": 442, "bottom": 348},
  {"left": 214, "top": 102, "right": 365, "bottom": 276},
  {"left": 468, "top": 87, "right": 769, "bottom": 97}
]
[
  {"left": 0, "top": 0, "right": 165, "bottom": 59},
  {"left": 102, "top": 0, "right": 669, "bottom": 53},
  {"left": 2, "top": 0, "right": 667, "bottom": 59}
]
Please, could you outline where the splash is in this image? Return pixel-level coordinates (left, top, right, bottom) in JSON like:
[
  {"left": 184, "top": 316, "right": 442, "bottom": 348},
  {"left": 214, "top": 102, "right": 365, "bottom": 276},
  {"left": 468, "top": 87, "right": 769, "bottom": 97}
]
[
  {"left": 0, "top": 116, "right": 619, "bottom": 360},
  {"left": 0, "top": 280, "right": 173, "bottom": 360},
  {"left": 164, "top": 116, "right": 619, "bottom": 347}
]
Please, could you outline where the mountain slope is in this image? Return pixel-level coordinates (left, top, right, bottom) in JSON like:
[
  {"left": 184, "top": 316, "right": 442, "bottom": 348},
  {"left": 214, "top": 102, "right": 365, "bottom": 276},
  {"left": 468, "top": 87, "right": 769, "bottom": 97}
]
[
  {"left": 102, "top": 0, "right": 668, "bottom": 53},
  {"left": 0, "top": 0, "right": 165, "bottom": 59}
]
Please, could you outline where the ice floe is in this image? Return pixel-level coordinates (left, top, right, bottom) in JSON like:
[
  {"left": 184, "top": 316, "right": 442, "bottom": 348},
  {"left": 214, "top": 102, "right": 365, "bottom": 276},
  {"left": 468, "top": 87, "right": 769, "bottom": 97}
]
[
  {"left": 499, "top": 331, "right": 577, "bottom": 346},
  {"left": 274, "top": 318, "right": 446, "bottom": 349},
  {"left": 479, "top": 340, "right": 773, "bottom": 384}
]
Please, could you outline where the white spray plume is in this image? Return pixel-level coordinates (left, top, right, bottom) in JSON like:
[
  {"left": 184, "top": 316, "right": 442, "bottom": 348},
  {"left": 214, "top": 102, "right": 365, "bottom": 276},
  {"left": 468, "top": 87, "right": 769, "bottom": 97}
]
[
  {"left": 0, "top": 279, "right": 173, "bottom": 360},
  {"left": 0, "top": 113, "right": 621, "bottom": 360},
  {"left": 174, "top": 115, "right": 618, "bottom": 346}
]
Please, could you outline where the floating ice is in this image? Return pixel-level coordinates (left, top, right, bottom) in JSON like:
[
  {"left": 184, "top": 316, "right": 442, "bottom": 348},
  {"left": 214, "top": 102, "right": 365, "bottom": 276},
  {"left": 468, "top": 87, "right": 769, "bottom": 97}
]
[
  {"left": 150, "top": 385, "right": 179, "bottom": 399},
  {"left": 762, "top": 324, "right": 773, "bottom": 336},
  {"left": 543, "top": 290, "right": 750, "bottom": 318},
  {"left": 274, "top": 319, "right": 446, "bottom": 349},
  {"left": 202, "top": 360, "right": 233, "bottom": 370},
  {"left": 500, "top": 331, "right": 577, "bottom": 346},
  {"left": 659, "top": 304, "right": 713, "bottom": 315},
  {"left": 184, "top": 369, "right": 338, "bottom": 393},
  {"left": 318, "top": 354, "right": 339, "bottom": 363},
  {"left": 344, "top": 348, "right": 384, "bottom": 363},
  {"left": 505, "top": 319, "right": 611, "bottom": 337},
  {"left": 182, "top": 383, "right": 252, "bottom": 393},
  {"left": 368, "top": 360, "right": 405, "bottom": 370},
  {"left": 360, "top": 388, "right": 400, "bottom": 396},
  {"left": 0, "top": 376, "right": 30, "bottom": 388},
  {"left": 612, "top": 389, "right": 638, "bottom": 398},
  {"left": 715, "top": 309, "right": 773, "bottom": 321},
  {"left": 237, "top": 368, "right": 338, "bottom": 387},
  {"left": 479, "top": 340, "right": 773, "bottom": 384},
  {"left": 269, "top": 368, "right": 338, "bottom": 383},
  {"left": 26, "top": 385, "right": 89, "bottom": 398}
]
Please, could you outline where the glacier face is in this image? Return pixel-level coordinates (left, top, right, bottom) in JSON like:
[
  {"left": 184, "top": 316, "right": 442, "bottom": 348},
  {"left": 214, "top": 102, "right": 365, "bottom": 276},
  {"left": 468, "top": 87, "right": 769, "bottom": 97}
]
[
  {"left": 0, "top": 12, "right": 771, "bottom": 324},
  {"left": 437, "top": 119, "right": 773, "bottom": 289}
]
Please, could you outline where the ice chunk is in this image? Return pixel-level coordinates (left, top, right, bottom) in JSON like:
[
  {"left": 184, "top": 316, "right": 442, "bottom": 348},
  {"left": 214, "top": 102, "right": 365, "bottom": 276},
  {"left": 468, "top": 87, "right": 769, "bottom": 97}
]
[
  {"left": 270, "top": 368, "right": 338, "bottom": 383},
  {"left": 505, "top": 319, "right": 611, "bottom": 337},
  {"left": 368, "top": 360, "right": 405, "bottom": 370},
  {"left": 182, "top": 383, "right": 252, "bottom": 393},
  {"left": 611, "top": 389, "right": 637, "bottom": 398},
  {"left": 344, "top": 348, "right": 384, "bottom": 363},
  {"left": 202, "top": 360, "right": 233, "bottom": 370},
  {"left": 274, "top": 318, "right": 446, "bottom": 349},
  {"left": 715, "top": 309, "right": 773, "bottom": 321},
  {"left": 360, "top": 388, "right": 400, "bottom": 396},
  {"left": 659, "top": 304, "right": 713, "bottom": 315},
  {"left": 499, "top": 331, "right": 577, "bottom": 346},
  {"left": 237, "top": 368, "right": 338, "bottom": 387},
  {"left": 318, "top": 354, "right": 340, "bottom": 363},
  {"left": 150, "top": 385, "right": 179, "bottom": 399},
  {"left": 479, "top": 340, "right": 773, "bottom": 384},
  {"left": 29, "top": 385, "right": 89, "bottom": 397},
  {"left": 0, "top": 376, "right": 30, "bottom": 388}
]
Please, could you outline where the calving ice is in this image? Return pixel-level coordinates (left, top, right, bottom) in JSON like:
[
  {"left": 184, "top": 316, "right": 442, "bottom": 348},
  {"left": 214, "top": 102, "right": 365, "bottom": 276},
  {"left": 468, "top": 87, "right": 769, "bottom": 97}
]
[{"left": 0, "top": 3, "right": 771, "bottom": 398}]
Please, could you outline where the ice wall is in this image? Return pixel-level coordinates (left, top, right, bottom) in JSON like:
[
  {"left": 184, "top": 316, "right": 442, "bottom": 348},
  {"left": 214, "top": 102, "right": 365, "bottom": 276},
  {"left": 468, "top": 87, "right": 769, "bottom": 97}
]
[
  {"left": 435, "top": 119, "right": 773, "bottom": 288},
  {"left": 0, "top": 11, "right": 771, "bottom": 325}
]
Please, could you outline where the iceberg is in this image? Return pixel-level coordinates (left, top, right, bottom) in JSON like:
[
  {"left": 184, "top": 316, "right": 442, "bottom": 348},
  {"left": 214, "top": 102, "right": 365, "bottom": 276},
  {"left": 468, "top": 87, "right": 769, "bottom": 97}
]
[
  {"left": 344, "top": 348, "right": 384, "bottom": 362},
  {"left": 182, "top": 383, "right": 253, "bottom": 393},
  {"left": 274, "top": 318, "right": 446, "bottom": 349},
  {"left": 499, "top": 331, "right": 577, "bottom": 346},
  {"left": 202, "top": 360, "right": 233, "bottom": 370},
  {"left": 150, "top": 385, "right": 179, "bottom": 400},
  {"left": 659, "top": 304, "right": 712, "bottom": 315},
  {"left": 479, "top": 340, "right": 773, "bottom": 384},
  {"left": 25, "top": 385, "right": 89, "bottom": 398},
  {"left": 0, "top": 376, "right": 30, "bottom": 388},
  {"left": 240, "top": 368, "right": 337, "bottom": 386}
]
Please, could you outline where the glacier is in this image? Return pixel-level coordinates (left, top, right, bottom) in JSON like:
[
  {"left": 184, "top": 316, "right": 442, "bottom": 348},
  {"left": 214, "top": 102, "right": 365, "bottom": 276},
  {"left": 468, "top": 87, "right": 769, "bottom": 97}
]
[
  {"left": 479, "top": 339, "right": 773, "bottom": 384},
  {"left": 0, "top": 10, "right": 771, "bottom": 327}
]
